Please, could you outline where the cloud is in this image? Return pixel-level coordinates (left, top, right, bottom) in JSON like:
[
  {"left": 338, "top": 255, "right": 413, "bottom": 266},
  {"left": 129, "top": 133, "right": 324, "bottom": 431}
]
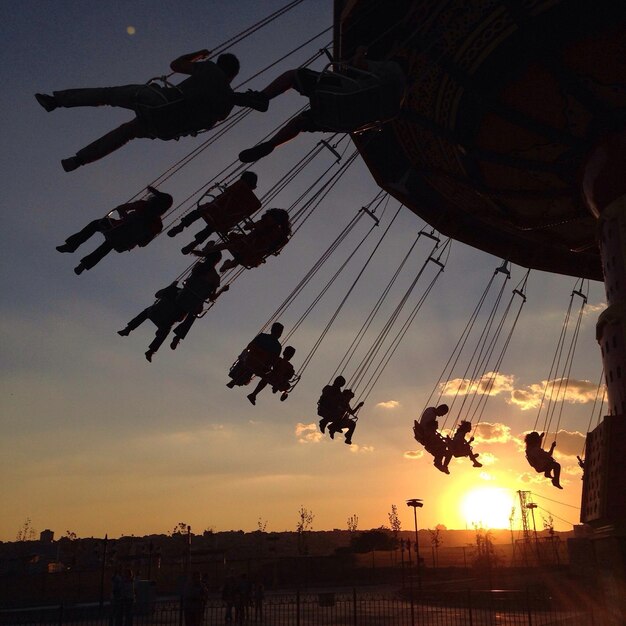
[
  {"left": 294, "top": 423, "right": 322, "bottom": 444},
  {"left": 517, "top": 471, "right": 548, "bottom": 485},
  {"left": 376, "top": 400, "right": 400, "bottom": 409},
  {"left": 516, "top": 429, "right": 586, "bottom": 458},
  {"left": 404, "top": 449, "right": 424, "bottom": 460},
  {"left": 479, "top": 472, "right": 494, "bottom": 481},
  {"left": 583, "top": 302, "right": 605, "bottom": 317},
  {"left": 440, "top": 372, "right": 514, "bottom": 397},
  {"left": 551, "top": 430, "right": 586, "bottom": 456},
  {"left": 473, "top": 422, "right": 512, "bottom": 444},
  {"left": 477, "top": 452, "right": 497, "bottom": 466},
  {"left": 509, "top": 379, "right": 603, "bottom": 411},
  {"left": 349, "top": 444, "right": 374, "bottom": 453},
  {"left": 563, "top": 464, "right": 583, "bottom": 478}
]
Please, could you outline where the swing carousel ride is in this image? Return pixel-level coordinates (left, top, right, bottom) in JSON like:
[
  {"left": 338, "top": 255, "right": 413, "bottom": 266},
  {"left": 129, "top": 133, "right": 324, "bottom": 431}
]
[
  {"left": 335, "top": 0, "right": 626, "bottom": 617},
  {"left": 21, "top": 0, "right": 626, "bottom": 614}
]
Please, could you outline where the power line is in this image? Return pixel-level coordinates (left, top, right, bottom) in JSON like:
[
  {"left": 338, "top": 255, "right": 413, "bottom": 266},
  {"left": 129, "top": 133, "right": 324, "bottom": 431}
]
[{"left": 531, "top": 492, "right": 580, "bottom": 510}]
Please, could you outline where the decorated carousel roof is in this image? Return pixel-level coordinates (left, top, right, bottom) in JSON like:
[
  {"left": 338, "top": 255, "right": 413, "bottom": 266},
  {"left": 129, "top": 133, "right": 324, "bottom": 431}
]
[{"left": 334, "top": 0, "right": 626, "bottom": 281}]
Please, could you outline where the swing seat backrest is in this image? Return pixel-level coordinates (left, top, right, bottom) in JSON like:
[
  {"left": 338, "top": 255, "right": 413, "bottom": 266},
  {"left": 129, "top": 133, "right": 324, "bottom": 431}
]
[
  {"left": 243, "top": 344, "right": 277, "bottom": 377},
  {"left": 309, "top": 64, "right": 402, "bottom": 132},
  {"left": 225, "top": 231, "right": 290, "bottom": 269},
  {"left": 413, "top": 420, "right": 426, "bottom": 445},
  {"left": 202, "top": 183, "right": 262, "bottom": 232}
]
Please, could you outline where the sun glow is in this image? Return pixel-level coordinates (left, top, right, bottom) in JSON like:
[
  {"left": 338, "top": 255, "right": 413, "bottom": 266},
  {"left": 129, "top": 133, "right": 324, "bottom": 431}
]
[{"left": 460, "top": 487, "right": 515, "bottom": 529}]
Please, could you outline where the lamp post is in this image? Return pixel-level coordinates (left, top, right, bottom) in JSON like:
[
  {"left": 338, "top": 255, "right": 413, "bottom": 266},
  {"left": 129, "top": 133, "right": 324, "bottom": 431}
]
[{"left": 406, "top": 499, "right": 423, "bottom": 590}]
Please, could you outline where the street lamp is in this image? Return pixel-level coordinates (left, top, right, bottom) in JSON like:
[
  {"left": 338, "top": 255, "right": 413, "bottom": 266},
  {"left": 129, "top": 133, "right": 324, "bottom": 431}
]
[{"left": 406, "top": 498, "right": 423, "bottom": 590}]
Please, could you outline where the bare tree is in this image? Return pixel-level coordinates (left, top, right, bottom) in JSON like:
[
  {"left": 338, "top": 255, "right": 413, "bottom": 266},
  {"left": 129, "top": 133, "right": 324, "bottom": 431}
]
[
  {"left": 257, "top": 517, "right": 268, "bottom": 533},
  {"left": 16, "top": 518, "right": 36, "bottom": 541},
  {"left": 171, "top": 521, "right": 189, "bottom": 536},
  {"left": 388, "top": 505, "right": 402, "bottom": 539},
  {"left": 347, "top": 514, "right": 359, "bottom": 532},
  {"left": 428, "top": 527, "right": 443, "bottom": 568},
  {"left": 296, "top": 506, "right": 315, "bottom": 555}
]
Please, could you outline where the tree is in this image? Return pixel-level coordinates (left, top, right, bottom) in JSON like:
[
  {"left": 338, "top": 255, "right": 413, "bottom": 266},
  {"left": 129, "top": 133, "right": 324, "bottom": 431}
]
[
  {"left": 16, "top": 517, "right": 36, "bottom": 541},
  {"left": 428, "top": 527, "right": 443, "bottom": 567},
  {"left": 257, "top": 517, "right": 268, "bottom": 533},
  {"left": 171, "top": 522, "right": 189, "bottom": 536},
  {"left": 350, "top": 529, "right": 395, "bottom": 553},
  {"left": 347, "top": 514, "right": 359, "bottom": 533},
  {"left": 296, "top": 506, "right": 314, "bottom": 555},
  {"left": 388, "top": 505, "right": 402, "bottom": 538},
  {"left": 471, "top": 523, "right": 501, "bottom": 574}
]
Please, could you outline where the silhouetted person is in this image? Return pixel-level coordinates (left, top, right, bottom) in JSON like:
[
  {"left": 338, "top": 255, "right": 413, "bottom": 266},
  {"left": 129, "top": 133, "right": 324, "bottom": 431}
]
[
  {"left": 235, "top": 573, "right": 251, "bottom": 624},
  {"left": 222, "top": 571, "right": 238, "bottom": 623},
  {"left": 36, "top": 51, "right": 267, "bottom": 171},
  {"left": 118, "top": 250, "right": 226, "bottom": 361},
  {"left": 227, "top": 322, "right": 283, "bottom": 388},
  {"left": 247, "top": 345, "right": 296, "bottom": 405},
  {"left": 183, "top": 571, "right": 208, "bottom": 626},
  {"left": 328, "top": 389, "right": 363, "bottom": 445},
  {"left": 252, "top": 581, "right": 264, "bottom": 622},
  {"left": 56, "top": 187, "right": 172, "bottom": 274},
  {"left": 117, "top": 569, "right": 135, "bottom": 626},
  {"left": 191, "top": 208, "right": 291, "bottom": 271},
  {"left": 443, "top": 420, "right": 482, "bottom": 469},
  {"left": 414, "top": 404, "right": 450, "bottom": 473},
  {"left": 168, "top": 171, "right": 261, "bottom": 254},
  {"left": 317, "top": 376, "right": 346, "bottom": 433},
  {"left": 239, "top": 46, "right": 406, "bottom": 162},
  {"left": 524, "top": 431, "right": 563, "bottom": 489}
]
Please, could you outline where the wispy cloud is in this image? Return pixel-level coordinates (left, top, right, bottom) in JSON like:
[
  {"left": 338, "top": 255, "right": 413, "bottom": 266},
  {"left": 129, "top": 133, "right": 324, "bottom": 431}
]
[
  {"left": 349, "top": 444, "right": 374, "bottom": 453},
  {"left": 478, "top": 451, "right": 497, "bottom": 466},
  {"left": 440, "top": 372, "right": 514, "bottom": 397},
  {"left": 376, "top": 400, "right": 400, "bottom": 409},
  {"left": 404, "top": 449, "right": 424, "bottom": 460},
  {"left": 439, "top": 370, "right": 602, "bottom": 412},
  {"left": 583, "top": 302, "right": 605, "bottom": 317},
  {"left": 509, "top": 379, "right": 603, "bottom": 411},
  {"left": 295, "top": 423, "right": 322, "bottom": 444}
]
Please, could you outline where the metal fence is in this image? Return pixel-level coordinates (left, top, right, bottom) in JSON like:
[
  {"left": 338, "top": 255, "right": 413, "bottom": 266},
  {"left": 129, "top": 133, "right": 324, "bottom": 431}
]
[{"left": 0, "top": 589, "right": 602, "bottom": 626}]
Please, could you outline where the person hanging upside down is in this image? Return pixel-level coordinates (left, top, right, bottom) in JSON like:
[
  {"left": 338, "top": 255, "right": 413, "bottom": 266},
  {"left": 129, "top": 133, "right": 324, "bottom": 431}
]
[
  {"left": 239, "top": 46, "right": 406, "bottom": 163},
  {"left": 35, "top": 50, "right": 268, "bottom": 171},
  {"left": 524, "top": 431, "right": 563, "bottom": 489},
  {"left": 118, "top": 250, "right": 226, "bottom": 361},
  {"left": 191, "top": 208, "right": 291, "bottom": 272},
  {"left": 246, "top": 345, "right": 296, "bottom": 405},
  {"left": 442, "top": 421, "right": 482, "bottom": 470},
  {"left": 56, "top": 187, "right": 173, "bottom": 274},
  {"left": 168, "top": 171, "right": 261, "bottom": 254},
  {"left": 327, "top": 389, "right": 363, "bottom": 445},
  {"left": 227, "top": 322, "right": 284, "bottom": 388},
  {"left": 413, "top": 404, "right": 450, "bottom": 474},
  {"left": 317, "top": 376, "right": 346, "bottom": 433}
]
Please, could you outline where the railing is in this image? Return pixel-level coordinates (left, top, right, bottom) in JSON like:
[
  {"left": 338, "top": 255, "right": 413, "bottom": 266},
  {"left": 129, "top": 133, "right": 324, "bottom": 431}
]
[{"left": 0, "top": 589, "right": 602, "bottom": 626}]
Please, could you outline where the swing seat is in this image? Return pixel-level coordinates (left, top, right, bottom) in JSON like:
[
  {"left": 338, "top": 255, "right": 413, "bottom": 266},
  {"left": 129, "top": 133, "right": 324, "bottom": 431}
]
[
  {"left": 229, "top": 344, "right": 278, "bottom": 386},
  {"left": 224, "top": 231, "right": 290, "bottom": 269},
  {"left": 200, "top": 184, "right": 262, "bottom": 233},
  {"left": 309, "top": 64, "right": 403, "bottom": 133},
  {"left": 271, "top": 373, "right": 301, "bottom": 395}
]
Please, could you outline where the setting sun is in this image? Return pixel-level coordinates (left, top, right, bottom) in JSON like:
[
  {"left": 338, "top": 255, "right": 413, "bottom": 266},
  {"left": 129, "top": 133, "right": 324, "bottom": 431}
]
[{"left": 461, "top": 487, "right": 515, "bottom": 529}]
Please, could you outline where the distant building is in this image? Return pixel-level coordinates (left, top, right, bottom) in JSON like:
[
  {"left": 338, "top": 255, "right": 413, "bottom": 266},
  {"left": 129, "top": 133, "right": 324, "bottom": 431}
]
[{"left": 40, "top": 529, "right": 54, "bottom": 543}]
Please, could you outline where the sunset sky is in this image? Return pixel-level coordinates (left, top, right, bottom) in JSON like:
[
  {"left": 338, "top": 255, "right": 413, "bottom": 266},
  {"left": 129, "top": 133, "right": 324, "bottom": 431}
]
[{"left": 0, "top": 0, "right": 606, "bottom": 541}]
